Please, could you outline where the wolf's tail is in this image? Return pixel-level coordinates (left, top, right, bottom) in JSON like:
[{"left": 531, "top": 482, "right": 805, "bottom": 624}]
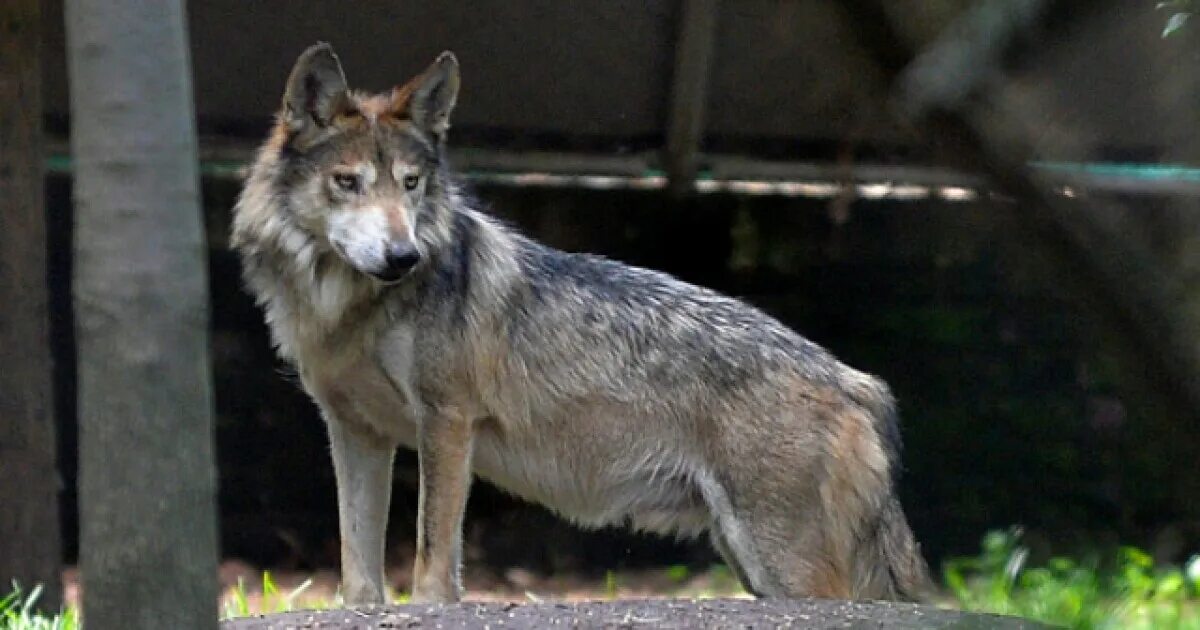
[
  {"left": 855, "top": 495, "right": 933, "bottom": 601},
  {"left": 841, "top": 374, "right": 933, "bottom": 602}
]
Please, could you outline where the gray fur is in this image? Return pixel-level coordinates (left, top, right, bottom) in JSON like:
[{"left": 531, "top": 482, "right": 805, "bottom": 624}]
[{"left": 232, "top": 45, "right": 932, "bottom": 605}]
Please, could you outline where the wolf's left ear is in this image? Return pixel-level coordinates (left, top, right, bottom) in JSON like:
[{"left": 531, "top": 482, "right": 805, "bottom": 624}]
[{"left": 395, "top": 52, "right": 460, "bottom": 138}]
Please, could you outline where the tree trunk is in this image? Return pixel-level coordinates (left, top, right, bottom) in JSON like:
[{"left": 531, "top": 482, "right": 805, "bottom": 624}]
[
  {"left": 0, "top": 0, "right": 64, "bottom": 611},
  {"left": 64, "top": 0, "right": 219, "bottom": 627}
]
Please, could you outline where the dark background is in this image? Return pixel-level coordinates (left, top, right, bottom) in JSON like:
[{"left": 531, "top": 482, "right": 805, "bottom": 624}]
[
  {"left": 33, "top": 0, "right": 1200, "bottom": 580},
  {"left": 44, "top": 175, "right": 1200, "bottom": 578}
]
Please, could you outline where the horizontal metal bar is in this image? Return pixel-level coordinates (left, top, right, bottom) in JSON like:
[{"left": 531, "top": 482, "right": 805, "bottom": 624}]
[{"left": 42, "top": 138, "right": 1200, "bottom": 197}]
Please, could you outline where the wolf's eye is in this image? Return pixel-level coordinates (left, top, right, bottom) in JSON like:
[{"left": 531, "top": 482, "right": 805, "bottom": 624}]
[
  {"left": 403, "top": 174, "right": 420, "bottom": 191},
  {"left": 333, "top": 173, "right": 360, "bottom": 193}
]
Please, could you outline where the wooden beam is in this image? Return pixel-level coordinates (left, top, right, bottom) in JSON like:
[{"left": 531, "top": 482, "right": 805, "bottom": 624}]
[{"left": 664, "top": 0, "right": 719, "bottom": 197}]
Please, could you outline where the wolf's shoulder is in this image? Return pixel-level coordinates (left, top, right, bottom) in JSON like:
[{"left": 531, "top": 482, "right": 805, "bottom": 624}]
[
  {"left": 511, "top": 236, "right": 724, "bottom": 305},
  {"left": 505, "top": 234, "right": 801, "bottom": 341},
  {"left": 501, "top": 233, "right": 854, "bottom": 389}
]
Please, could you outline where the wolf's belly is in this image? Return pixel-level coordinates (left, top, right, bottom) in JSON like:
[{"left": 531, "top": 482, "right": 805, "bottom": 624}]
[{"left": 467, "top": 418, "right": 710, "bottom": 538}]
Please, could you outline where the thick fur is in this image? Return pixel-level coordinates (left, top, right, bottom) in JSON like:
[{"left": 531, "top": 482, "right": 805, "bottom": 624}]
[{"left": 232, "top": 43, "right": 932, "bottom": 605}]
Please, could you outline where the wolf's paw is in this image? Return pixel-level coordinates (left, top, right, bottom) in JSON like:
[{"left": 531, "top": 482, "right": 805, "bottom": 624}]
[{"left": 410, "top": 581, "right": 460, "bottom": 604}]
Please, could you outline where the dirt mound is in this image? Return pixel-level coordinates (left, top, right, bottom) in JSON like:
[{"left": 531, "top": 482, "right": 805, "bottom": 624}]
[{"left": 222, "top": 598, "right": 1046, "bottom": 629}]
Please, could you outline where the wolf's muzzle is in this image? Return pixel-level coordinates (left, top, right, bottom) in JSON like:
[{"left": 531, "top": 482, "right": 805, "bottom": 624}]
[{"left": 372, "top": 242, "right": 421, "bottom": 282}]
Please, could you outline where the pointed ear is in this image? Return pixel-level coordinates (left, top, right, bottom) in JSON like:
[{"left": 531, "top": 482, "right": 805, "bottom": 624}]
[
  {"left": 281, "top": 43, "right": 350, "bottom": 139},
  {"left": 394, "top": 51, "right": 460, "bottom": 138}
]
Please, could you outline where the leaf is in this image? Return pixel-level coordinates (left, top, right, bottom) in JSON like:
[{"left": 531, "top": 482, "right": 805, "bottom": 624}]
[
  {"left": 284, "top": 577, "right": 314, "bottom": 611},
  {"left": 1121, "top": 546, "right": 1154, "bottom": 569},
  {"left": 1159, "top": 0, "right": 1196, "bottom": 10},
  {"left": 262, "top": 570, "right": 277, "bottom": 597},
  {"left": 1004, "top": 547, "right": 1030, "bottom": 588},
  {"left": 232, "top": 576, "right": 249, "bottom": 617},
  {"left": 1185, "top": 554, "right": 1200, "bottom": 592},
  {"left": 1163, "top": 11, "right": 1191, "bottom": 38},
  {"left": 666, "top": 564, "right": 690, "bottom": 583},
  {"left": 1155, "top": 572, "right": 1185, "bottom": 597}
]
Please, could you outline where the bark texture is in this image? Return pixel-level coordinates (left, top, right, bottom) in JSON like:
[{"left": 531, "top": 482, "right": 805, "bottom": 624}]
[{"left": 64, "top": 0, "right": 219, "bottom": 626}]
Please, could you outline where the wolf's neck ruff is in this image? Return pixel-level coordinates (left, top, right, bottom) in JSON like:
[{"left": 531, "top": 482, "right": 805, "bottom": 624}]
[
  {"left": 233, "top": 143, "right": 515, "bottom": 368},
  {"left": 232, "top": 152, "right": 379, "bottom": 363}
]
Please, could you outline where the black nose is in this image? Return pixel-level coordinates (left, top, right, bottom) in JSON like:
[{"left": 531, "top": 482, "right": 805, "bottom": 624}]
[{"left": 383, "top": 243, "right": 421, "bottom": 274}]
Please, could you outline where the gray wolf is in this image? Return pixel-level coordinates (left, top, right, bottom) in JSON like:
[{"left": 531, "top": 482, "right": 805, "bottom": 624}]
[{"left": 231, "top": 43, "right": 931, "bottom": 605}]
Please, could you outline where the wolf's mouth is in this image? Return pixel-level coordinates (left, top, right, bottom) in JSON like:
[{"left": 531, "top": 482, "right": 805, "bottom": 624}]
[{"left": 368, "top": 268, "right": 409, "bottom": 284}]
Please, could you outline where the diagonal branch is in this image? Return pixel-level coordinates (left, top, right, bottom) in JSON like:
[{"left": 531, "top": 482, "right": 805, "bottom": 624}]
[{"left": 837, "top": 0, "right": 1200, "bottom": 418}]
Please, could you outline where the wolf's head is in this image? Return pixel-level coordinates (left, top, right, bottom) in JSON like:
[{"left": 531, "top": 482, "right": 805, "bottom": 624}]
[{"left": 269, "top": 43, "right": 459, "bottom": 282}]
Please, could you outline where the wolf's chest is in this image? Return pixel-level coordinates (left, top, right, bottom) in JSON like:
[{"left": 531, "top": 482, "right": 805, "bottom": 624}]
[
  {"left": 301, "top": 355, "right": 420, "bottom": 448},
  {"left": 283, "top": 313, "right": 424, "bottom": 447}
]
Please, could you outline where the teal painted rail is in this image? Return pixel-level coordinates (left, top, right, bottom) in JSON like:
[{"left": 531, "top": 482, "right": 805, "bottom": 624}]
[{"left": 43, "top": 152, "right": 1200, "bottom": 196}]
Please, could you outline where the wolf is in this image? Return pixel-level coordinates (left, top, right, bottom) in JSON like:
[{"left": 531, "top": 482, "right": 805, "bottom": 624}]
[{"left": 231, "top": 43, "right": 931, "bottom": 606}]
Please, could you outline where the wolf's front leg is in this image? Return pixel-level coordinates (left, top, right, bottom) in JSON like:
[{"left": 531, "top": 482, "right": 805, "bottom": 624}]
[
  {"left": 326, "top": 418, "right": 396, "bottom": 606},
  {"left": 411, "top": 410, "right": 475, "bottom": 603}
]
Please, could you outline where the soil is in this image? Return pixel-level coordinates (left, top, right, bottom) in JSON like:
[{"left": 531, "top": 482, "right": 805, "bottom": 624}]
[{"left": 221, "top": 599, "right": 1047, "bottom": 629}]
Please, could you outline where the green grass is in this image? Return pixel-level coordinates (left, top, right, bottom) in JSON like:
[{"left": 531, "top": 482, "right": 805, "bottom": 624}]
[
  {"left": 220, "top": 571, "right": 320, "bottom": 620},
  {"left": 603, "top": 569, "right": 619, "bottom": 599},
  {"left": 0, "top": 584, "right": 77, "bottom": 630},
  {"left": 944, "top": 527, "right": 1200, "bottom": 629}
]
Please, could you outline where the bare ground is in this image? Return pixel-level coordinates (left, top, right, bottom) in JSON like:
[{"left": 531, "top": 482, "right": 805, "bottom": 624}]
[
  {"left": 220, "top": 599, "right": 1047, "bottom": 629},
  {"left": 61, "top": 561, "right": 751, "bottom": 614},
  {"left": 58, "top": 562, "right": 1046, "bottom": 628}
]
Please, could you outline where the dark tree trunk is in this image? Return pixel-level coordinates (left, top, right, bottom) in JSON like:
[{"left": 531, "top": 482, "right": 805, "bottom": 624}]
[
  {"left": 65, "top": 0, "right": 219, "bottom": 626},
  {"left": 0, "top": 0, "right": 64, "bottom": 612}
]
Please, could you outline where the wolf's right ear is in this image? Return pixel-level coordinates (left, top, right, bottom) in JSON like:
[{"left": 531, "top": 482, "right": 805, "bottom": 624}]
[{"left": 281, "top": 43, "right": 350, "bottom": 146}]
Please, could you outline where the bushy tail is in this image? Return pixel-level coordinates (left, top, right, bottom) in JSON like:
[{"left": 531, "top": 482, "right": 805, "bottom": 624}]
[
  {"left": 856, "top": 496, "right": 933, "bottom": 602},
  {"left": 840, "top": 372, "right": 933, "bottom": 602}
]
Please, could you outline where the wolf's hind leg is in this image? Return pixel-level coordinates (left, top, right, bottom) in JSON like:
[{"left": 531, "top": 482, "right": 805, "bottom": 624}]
[
  {"left": 325, "top": 418, "right": 397, "bottom": 606},
  {"left": 698, "top": 472, "right": 789, "bottom": 598},
  {"left": 733, "top": 501, "right": 854, "bottom": 599},
  {"left": 709, "top": 527, "right": 763, "bottom": 598},
  {"left": 701, "top": 471, "right": 852, "bottom": 599}
]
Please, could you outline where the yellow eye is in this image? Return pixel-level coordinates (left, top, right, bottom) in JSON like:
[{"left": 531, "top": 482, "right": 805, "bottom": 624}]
[
  {"left": 403, "top": 174, "right": 420, "bottom": 191},
  {"left": 333, "top": 173, "right": 360, "bottom": 193}
]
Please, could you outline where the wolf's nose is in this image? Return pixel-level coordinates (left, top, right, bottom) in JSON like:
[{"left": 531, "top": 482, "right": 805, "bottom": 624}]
[{"left": 384, "top": 242, "right": 421, "bottom": 274}]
